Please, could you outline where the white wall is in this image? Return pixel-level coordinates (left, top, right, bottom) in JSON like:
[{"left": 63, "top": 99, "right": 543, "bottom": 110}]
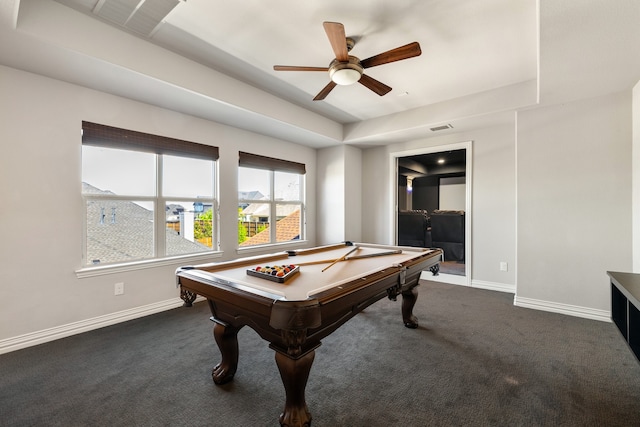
[
  {"left": 316, "top": 145, "right": 363, "bottom": 245},
  {"left": 344, "top": 145, "right": 362, "bottom": 242},
  {"left": 633, "top": 80, "right": 640, "bottom": 272},
  {"left": 317, "top": 146, "right": 345, "bottom": 245},
  {"left": 361, "top": 122, "right": 517, "bottom": 290},
  {"left": 516, "top": 91, "right": 632, "bottom": 316},
  {"left": 362, "top": 92, "right": 633, "bottom": 318},
  {"left": 0, "top": 65, "right": 317, "bottom": 349},
  {"left": 1, "top": 67, "right": 635, "bottom": 353}
]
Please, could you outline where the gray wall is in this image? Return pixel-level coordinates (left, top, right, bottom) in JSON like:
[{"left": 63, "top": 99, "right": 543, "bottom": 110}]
[
  {"left": 633, "top": 81, "right": 640, "bottom": 272},
  {"left": 0, "top": 67, "right": 637, "bottom": 352},
  {"left": 362, "top": 123, "right": 517, "bottom": 291},
  {"left": 0, "top": 65, "right": 317, "bottom": 348},
  {"left": 316, "top": 145, "right": 363, "bottom": 245},
  {"left": 516, "top": 91, "right": 632, "bottom": 315},
  {"left": 360, "top": 90, "right": 633, "bottom": 318},
  {"left": 317, "top": 146, "right": 346, "bottom": 245}
]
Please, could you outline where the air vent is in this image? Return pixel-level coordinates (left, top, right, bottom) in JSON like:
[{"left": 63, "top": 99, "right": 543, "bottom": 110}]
[
  {"left": 430, "top": 124, "right": 453, "bottom": 132},
  {"left": 92, "top": 0, "right": 182, "bottom": 37}
]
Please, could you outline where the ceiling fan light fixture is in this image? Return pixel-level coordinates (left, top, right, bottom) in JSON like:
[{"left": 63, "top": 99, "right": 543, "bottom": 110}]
[
  {"left": 328, "top": 57, "right": 363, "bottom": 85},
  {"left": 330, "top": 68, "right": 361, "bottom": 85}
]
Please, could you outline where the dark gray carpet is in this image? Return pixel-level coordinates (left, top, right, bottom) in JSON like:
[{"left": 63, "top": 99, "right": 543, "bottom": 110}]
[{"left": 1, "top": 281, "right": 639, "bottom": 426}]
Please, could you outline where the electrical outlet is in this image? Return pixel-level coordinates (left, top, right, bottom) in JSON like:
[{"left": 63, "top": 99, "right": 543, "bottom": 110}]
[
  {"left": 499, "top": 262, "right": 508, "bottom": 272},
  {"left": 114, "top": 282, "right": 124, "bottom": 295}
]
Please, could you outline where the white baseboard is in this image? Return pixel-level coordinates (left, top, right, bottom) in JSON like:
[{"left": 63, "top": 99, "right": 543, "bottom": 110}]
[
  {"left": 1, "top": 287, "right": 611, "bottom": 356},
  {"left": 472, "top": 280, "right": 516, "bottom": 294},
  {"left": 421, "top": 274, "right": 609, "bottom": 322},
  {"left": 420, "top": 271, "right": 515, "bottom": 293},
  {"left": 0, "top": 297, "right": 198, "bottom": 355},
  {"left": 514, "top": 295, "right": 611, "bottom": 322}
]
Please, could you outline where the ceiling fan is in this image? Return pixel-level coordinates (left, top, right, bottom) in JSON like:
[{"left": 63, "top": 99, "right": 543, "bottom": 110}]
[{"left": 273, "top": 21, "right": 422, "bottom": 101}]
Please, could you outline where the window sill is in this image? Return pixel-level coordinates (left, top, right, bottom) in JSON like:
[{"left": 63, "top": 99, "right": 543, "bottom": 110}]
[{"left": 75, "top": 251, "right": 223, "bottom": 278}]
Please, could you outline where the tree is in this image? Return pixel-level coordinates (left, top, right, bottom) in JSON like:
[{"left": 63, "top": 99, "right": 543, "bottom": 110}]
[
  {"left": 238, "top": 207, "right": 248, "bottom": 243},
  {"left": 194, "top": 209, "right": 213, "bottom": 240}
]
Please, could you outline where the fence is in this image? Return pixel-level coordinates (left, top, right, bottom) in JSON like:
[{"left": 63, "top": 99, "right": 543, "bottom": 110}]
[{"left": 241, "top": 221, "right": 268, "bottom": 237}]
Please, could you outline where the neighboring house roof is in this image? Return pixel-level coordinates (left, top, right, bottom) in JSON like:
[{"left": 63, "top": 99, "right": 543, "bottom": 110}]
[
  {"left": 238, "top": 191, "right": 266, "bottom": 210},
  {"left": 239, "top": 191, "right": 265, "bottom": 200},
  {"left": 83, "top": 183, "right": 208, "bottom": 264},
  {"left": 240, "top": 209, "right": 300, "bottom": 247}
]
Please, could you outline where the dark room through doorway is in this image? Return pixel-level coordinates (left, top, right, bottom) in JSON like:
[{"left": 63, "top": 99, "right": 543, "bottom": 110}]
[{"left": 396, "top": 147, "right": 468, "bottom": 279}]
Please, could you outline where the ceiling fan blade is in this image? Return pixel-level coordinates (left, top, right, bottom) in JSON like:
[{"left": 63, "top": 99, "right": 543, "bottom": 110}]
[
  {"left": 274, "top": 65, "right": 329, "bottom": 72},
  {"left": 358, "top": 74, "right": 392, "bottom": 96},
  {"left": 313, "top": 81, "right": 337, "bottom": 101},
  {"left": 360, "top": 42, "right": 422, "bottom": 69},
  {"left": 323, "top": 21, "right": 349, "bottom": 62}
]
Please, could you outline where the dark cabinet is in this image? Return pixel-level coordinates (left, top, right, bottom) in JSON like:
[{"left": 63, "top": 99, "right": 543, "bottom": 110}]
[{"left": 607, "top": 271, "right": 640, "bottom": 361}]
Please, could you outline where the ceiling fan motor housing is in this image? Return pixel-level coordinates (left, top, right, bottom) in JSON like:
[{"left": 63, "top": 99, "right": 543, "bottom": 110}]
[{"left": 329, "top": 56, "right": 363, "bottom": 85}]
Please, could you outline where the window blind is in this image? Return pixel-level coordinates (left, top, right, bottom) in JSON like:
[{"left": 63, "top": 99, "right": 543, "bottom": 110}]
[
  {"left": 238, "top": 151, "right": 306, "bottom": 174},
  {"left": 82, "top": 121, "right": 219, "bottom": 161}
]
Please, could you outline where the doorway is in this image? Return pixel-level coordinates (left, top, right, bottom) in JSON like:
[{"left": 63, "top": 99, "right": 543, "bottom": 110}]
[{"left": 391, "top": 142, "right": 472, "bottom": 286}]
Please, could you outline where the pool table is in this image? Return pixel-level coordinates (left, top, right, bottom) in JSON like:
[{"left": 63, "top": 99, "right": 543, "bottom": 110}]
[{"left": 176, "top": 242, "right": 442, "bottom": 427}]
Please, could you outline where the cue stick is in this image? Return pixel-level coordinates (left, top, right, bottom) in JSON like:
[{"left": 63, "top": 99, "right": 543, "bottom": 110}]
[
  {"left": 321, "top": 246, "right": 359, "bottom": 272},
  {"left": 347, "top": 249, "right": 402, "bottom": 259},
  {"left": 295, "top": 249, "right": 403, "bottom": 266}
]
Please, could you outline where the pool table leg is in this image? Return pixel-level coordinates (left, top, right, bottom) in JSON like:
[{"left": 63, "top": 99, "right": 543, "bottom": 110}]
[
  {"left": 275, "top": 350, "right": 315, "bottom": 427},
  {"left": 401, "top": 285, "right": 419, "bottom": 329},
  {"left": 211, "top": 321, "right": 240, "bottom": 385}
]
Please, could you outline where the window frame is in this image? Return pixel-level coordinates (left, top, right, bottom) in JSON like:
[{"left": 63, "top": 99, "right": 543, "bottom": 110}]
[
  {"left": 238, "top": 152, "right": 306, "bottom": 250},
  {"left": 78, "top": 122, "right": 220, "bottom": 275}
]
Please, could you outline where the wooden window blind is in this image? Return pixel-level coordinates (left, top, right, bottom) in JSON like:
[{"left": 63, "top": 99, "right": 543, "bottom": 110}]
[
  {"left": 238, "top": 151, "right": 306, "bottom": 175},
  {"left": 82, "top": 121, "right": 219, "bottom": 161}
]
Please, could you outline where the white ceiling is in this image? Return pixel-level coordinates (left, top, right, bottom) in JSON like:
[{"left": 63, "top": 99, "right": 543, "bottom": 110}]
[
  {"left": 52, "top": 0, "right": 538, "bottom": 123},
  {"left": 1, "top": 0, "right": 640, "bottom": 148},
  {"left": 157, "top": 0, "right": 537, "bottom": 121}
]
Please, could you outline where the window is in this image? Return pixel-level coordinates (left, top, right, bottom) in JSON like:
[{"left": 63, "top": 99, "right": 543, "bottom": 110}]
[
  {"left": 238, "top": 152, "right": 305, "bottom": 247},
  {"left": 81, "top": 122, "right": 218, "bottom": 266}
]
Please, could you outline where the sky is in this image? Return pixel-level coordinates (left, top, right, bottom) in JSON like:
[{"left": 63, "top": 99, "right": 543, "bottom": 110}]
[
  {"left": 82, "top": 147, "right": 301, "bottom": 209},
  {"left": 82, "top": 146, "right": 212, "bottom": 197}
]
